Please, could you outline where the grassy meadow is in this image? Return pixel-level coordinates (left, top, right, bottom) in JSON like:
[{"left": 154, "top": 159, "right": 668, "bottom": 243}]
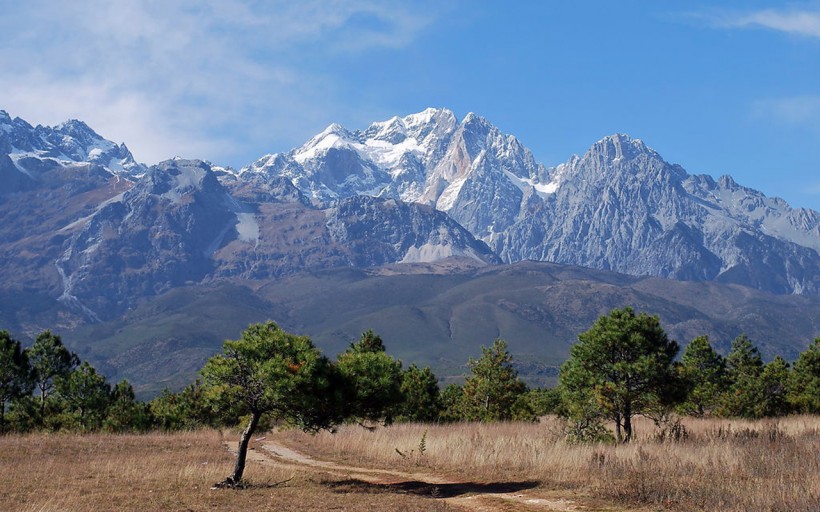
[
  {"left": 280, "top": 415, "right": 820, "bottom": 512},
  {"left": 0, "top": 429, "right": 450, "bottom": 512},
  {"left": 1, "top": 416, "right": 817, "bottom": 511}
]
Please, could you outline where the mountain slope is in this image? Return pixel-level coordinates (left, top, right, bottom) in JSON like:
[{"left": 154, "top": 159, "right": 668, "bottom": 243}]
[
  {"left": 1, "top": 110, "right": 144, "bottom": 194},
  {"left": 64, "top": 260, "right": 820, "bottom": 397},
  {"left": 247, "top": 110, "right": 819, "bottom": 294},
  {"left": 0, "top": 108, "right": 818, "bottom": 398}
]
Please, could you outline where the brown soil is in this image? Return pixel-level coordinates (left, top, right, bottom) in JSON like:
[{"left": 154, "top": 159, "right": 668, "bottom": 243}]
[{"left": 226, "top": 439, "right": 585, "bottom": 511}]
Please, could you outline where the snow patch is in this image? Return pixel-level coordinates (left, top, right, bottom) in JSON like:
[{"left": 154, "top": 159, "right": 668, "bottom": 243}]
[
  {"left": 54, "top": 247, "right": 102, "bottom": 323},
  {"left": 502, "top": 170, "right": 559, "bottom": 198},
  {"left": 235, "top": 212, "right": 260, "bottom": 245},
  {"left": 8, "top": 154, "right": 34, "bottom": 178},
  {"left": 436, "top": 177, "right": 468, "bottom": 211},
  {"left": 360, "top": 137, "right": 423, "bottom": 168},
  {"left": 400, "top": 243, "right": 482, "bottom": 263},
  {"left": 161, "top": 166, "right": 207, "bottom": 203},
  {"left": 59, "top": 192, "right": 126, "bottom": 232}
]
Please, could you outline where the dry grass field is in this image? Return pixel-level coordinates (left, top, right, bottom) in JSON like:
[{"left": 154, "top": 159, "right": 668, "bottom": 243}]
[
  {"left": 280, "top": 415, "right": 820, "bottom": 512},
  {"left": 1, "top": 416, "right": 817, "bottom": 511},
  {"left": 0, "top": 430, "right": 451, "bottom": 512}
]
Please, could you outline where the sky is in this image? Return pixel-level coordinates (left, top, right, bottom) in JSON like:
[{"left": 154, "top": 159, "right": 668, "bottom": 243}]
[{"left": 1, "top": 0, "right": 819, "bottom": 210}]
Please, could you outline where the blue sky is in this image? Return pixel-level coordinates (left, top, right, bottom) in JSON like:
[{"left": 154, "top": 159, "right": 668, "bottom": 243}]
[{"left": 1, "top": 1, "right": 819, "bottom": 210}]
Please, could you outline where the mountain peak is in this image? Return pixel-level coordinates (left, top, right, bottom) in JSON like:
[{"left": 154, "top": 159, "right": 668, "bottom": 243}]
[
  {"left": 54, "top": 119, "right": 102, "bottom": 139},
  {"left": 586, "top": 133, "right": 657, "bottom": 163},
  {"left": 404, "top": 107, "right": 456, "bottom": 125},
  {"left": 364, "top": 108, "right": 457, "bottom": 144}
]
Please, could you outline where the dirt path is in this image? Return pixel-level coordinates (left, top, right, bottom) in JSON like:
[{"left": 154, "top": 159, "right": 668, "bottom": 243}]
[{"left": 225, "top": 439, "right": 581, "bottom": 511}]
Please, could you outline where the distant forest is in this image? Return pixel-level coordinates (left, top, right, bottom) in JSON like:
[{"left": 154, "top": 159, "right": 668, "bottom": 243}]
[{"left": 1, "top": 308, "right": 818, "bottom": 438}]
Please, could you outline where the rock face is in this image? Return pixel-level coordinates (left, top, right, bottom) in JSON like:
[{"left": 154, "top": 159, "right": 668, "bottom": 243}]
[
  {"left": 55, "top": 159, "right": 239, "bottom": 319},
  {"left": 1, "top": 107, "right": 818, "bottom": 328},
  {"left": 325, "top": 195, "right": 500, "bottom": 267},
  {"left": 495, "top": 135, "right": 820, "bottom": 294},
  {"left": 247, "top": 110, "right": 819, "bottom": 294},
  {"left": 0, "top": 110, "right": 144, "bottom": 194}
]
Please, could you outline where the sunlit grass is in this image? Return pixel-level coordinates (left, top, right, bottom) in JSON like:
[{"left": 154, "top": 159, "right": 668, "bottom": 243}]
[
  {"left": 0, "top": 430, "right": 452, "bottom": 512},
  {"left": 280, "top": 415, "right": 820, "bottom": 511}
]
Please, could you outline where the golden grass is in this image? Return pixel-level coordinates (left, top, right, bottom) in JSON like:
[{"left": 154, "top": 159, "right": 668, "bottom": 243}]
[
  {"left": 279, "top": 415, "right": 820, "bottom": 511},
  {"left": 0, "top": 430, "right": 452, "bottom": 512}
]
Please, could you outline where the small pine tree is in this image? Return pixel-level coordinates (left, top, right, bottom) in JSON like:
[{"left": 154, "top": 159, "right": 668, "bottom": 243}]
[
  {"left": 437, "top": 384, "right": 464, "bottom": 422},
  {"left": 678, "top": 335, "right": 727, "bottom": 416},
  {"left": 0, "top": 331, "right": 33, "bottom": 433},
  {"left": 559, "top": 307, "right": 681, "bottom": 442},
  {"left": 460, "top": 339, "right": 526, "bottom": 422},
  {"left": 788, "top": 338, "right": 820, "bottom": 414},
  {"left": 202, "top": 322, "right": 343, "bottom": 487},
  {"left": 337, "top": 331, "right": 404, "bottom": 426},
  {"left": 718, "top": 334, "right": 764, "bottom": 418},
  {"left": 757, "top": 356, "right": 791, "bottom": 417},
  {"left": 57, "top": 361, "right": 111, "bottom": 431},
  {"left": 26, "top": 330, "right": 79, "bottom": 421},
  {"left": 104, "top": 381, "right": 153, "bottom": 432},
  {"left": 397, "top": 364, "right": 441, "bottom": 422}
]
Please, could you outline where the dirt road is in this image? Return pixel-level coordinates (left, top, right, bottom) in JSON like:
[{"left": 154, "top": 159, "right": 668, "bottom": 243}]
[{"left": 226, "top": 439, "right": 582, "bottom": 511}]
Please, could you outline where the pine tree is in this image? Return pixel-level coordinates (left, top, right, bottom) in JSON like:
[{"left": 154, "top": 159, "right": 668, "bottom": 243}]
[
  {"left": 25, "top": 330, "right": 79, "bottom": 420},
  {"left": 337, "top": 330, "right": 404, "bottom": 426},
  {"left": 757, "top": 356, "right": 791, "bottom": 417},
  {"left": 559, "top": 307, "right": 680, "bottom": 442},
  {"left": 788, "top": 338, "right": 820, "bottom": 414},
  {"left": 202, "top": 322, "right": 343, "bottom": 487},
  {"left": 460, "top": 339, "right": 526, "bottom": 422},
  {"left": 679, "top": 335, "right": 727, "bottom": 416},
  {"left": 397, "top": 364, "right": 441, "bottom": 422},
  {"left": 57, "top": 361, "right": 111, "bottom": 431},
  {"left": 0, "top": 331, "right": 33, "bottom": 433},
  {"left": 719, "top": 334, "right": 764, "bottom": 418}
]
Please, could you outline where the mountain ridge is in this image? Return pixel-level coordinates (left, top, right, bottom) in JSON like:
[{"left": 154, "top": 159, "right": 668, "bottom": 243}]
[
  {"left": 0, "top": 106, "right": 817, "bottom": 395},
  {"left": 244, "top": 108, "right": 819, "bottom": 294}
]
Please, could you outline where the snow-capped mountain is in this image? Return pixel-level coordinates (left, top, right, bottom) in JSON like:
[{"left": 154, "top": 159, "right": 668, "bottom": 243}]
[
  {"left": 246, "top": 109, "right": 819, "bottom": 294},
  {"left": 243, "top": 108, "right": 551, "bottom": 213},
  {"left": 1, "top": 107, "right": 818, "bottom": 327},
  {"left": 1, "top": 108, "right": 818, "bottom": 394},
  {"left": 0, "top": 110, "right": 145, "bottom": 194},
  {"left": 496, "top": 134, "right": 819, "bottom": 293}
]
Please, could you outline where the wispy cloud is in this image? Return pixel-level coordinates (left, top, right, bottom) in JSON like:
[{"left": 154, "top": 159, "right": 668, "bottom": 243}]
[
  {"left": 696, "top": 7, "right": 820, "bottom": 39},
  {"left": 0, "top": 0, "right": 443, "bottom": 165},
  {"left": 807, "top": 182, "right": 820, "bottom": 195},
  {"left": 752, "top": 95, "right": 820, "bottom": 131}
]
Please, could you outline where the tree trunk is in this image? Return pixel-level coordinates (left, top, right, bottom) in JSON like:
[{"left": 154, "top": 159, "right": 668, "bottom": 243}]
[
  {"left": 40, "top": 385, "right": 47, "bottom": 421},
  {"left": 222, "top": 410, "right": 261, "bottom": 487},
  {"left": 614, "top": 412, "right": 622, "bottom": 443},
  {"left": 623, "top": 403, "right": 633, "bottom": 442}
]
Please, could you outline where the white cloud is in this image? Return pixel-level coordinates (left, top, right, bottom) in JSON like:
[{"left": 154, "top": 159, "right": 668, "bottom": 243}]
[
  {"left": 752, "top": 96, "right": 820, "bottom": 131},
  {"left": 729, "top": 9, "right": 820, "bottom": 38},
  {"left": 698, "top": 7, "right": 820, "bottom": 39},
  {"left": 0, "top": 0, "right": 442, "bottom": 165}
]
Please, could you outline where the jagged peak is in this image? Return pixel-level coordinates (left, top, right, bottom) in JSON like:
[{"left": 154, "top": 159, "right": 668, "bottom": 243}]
[
  {"left": 458, "top": 111, "right": 496, "bottom": 137},
  {"left": 717, "top": 174, "right": 737, "bottom": 188},
  {"left": 584, "top": 133, "right": 661, "bottom": 164},
  {"left": 364, "top": 107, "right": 458, "bottom": 143},
  {"left": 403, "top": 107, "right": 456, "bottom": 126},
  {"left": 56, "top": 118, "right": 95, "bottom": 132},
  {"left": 461, "top": 111, "right": 482, "bottom": 124},
  {"left": 322, "top": 122, "right": 348, "bottom": 135},
  {"left": 598, "top": 132, "right": 648, "bottom": 149}
]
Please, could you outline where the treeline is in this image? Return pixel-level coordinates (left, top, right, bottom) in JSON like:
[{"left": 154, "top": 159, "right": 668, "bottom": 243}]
[
  {"left": 1, "top": 310, "right": 819, "bottom": 439},
  {"left": 0, "top": 330, "right": 151, "bottom": 433}
]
